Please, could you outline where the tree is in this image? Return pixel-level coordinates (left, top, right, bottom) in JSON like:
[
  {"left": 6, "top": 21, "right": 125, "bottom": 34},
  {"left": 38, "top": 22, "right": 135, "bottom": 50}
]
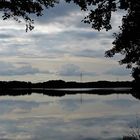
[
  {"left": 0, "top": 0, "right": 59, "bottom": 31},
  {"left": 105, "top": 0, "right": 140, "bottom": 79},
  {"left": 66, "top": 0, "right": 140, "bottom": 81},
  {"left": 0, "top": 0, "right": 140, "bottom": 81}
]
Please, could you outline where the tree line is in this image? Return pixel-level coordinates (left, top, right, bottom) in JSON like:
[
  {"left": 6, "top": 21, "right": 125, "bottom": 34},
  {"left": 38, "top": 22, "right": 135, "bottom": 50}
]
[
  {"left": 0, "top": 80, "right": 133, "bottom": 89},
  {"left": 0, "top": 80, "right": 139, "bottom": 101}
]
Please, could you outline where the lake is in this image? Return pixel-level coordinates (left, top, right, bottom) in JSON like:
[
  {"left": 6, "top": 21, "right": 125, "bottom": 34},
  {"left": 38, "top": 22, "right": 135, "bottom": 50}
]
[{"left": 0, "top": 92, "right": 140, "bottom": 140}]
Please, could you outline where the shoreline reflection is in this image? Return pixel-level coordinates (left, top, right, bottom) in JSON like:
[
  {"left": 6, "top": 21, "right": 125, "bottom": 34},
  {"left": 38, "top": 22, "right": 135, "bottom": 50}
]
[{"left": 0, "top": 88, "right": 139, "bottom": 101}]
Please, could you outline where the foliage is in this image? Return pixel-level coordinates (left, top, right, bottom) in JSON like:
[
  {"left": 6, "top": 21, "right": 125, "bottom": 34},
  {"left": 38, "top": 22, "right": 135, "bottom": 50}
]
[
  {"left": 105, "top": 0, "right": 140, "bottom": 69},
  {"left": 66, "top": 0, "right": 140, "bottom": 78},
  {"left": 0, "top": 0, "right": 59, "bottom": 31}
]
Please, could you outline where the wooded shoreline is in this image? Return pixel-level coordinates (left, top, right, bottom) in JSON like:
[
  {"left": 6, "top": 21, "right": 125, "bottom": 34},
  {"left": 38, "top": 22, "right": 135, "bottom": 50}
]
[{"left": 0, "top": 80, "right": 133, "bottom": 89}]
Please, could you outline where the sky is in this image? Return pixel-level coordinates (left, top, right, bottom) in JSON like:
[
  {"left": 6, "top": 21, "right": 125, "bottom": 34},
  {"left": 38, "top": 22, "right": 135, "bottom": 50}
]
[{"left": 0, "top": 1, "right": 132, "bottom": 82}]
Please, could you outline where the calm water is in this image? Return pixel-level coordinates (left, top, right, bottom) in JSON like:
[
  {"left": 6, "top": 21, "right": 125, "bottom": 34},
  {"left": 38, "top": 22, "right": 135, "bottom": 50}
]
[{"left": 0, "top": 93, "right": 140, "bottom": 140}]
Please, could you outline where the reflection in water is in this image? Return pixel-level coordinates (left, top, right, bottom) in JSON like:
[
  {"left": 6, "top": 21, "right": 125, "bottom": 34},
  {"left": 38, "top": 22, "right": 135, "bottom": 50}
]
[
  {"left": 0, "top": 88, "right": 139, "bottom": 100},
  {"left": 0, "top": 90, "right": 140, "bottom": 139}
]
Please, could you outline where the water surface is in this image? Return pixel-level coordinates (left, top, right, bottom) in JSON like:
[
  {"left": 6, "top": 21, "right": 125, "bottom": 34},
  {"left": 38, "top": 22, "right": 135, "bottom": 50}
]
[{"left": 0, "top": 92, "right": 140, "bottom": 140}]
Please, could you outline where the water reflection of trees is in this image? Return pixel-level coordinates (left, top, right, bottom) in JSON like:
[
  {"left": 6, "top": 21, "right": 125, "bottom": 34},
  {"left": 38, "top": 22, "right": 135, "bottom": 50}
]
[
  {"left": 0, "top": 88, "right": 139, "bottom": 101},
  {"left": 131, "top": 91, "right": 140, "bottom": 101}
]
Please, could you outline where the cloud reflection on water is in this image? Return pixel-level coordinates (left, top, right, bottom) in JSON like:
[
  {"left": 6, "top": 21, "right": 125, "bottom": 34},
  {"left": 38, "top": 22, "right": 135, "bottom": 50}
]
[{"left": 0, "top": 93, "right": 139, "bottom": 140}]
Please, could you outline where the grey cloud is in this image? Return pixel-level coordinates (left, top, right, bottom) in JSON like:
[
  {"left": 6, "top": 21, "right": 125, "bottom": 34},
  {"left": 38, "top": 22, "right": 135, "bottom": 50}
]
[
  {"left": 12, "top": 14, "right": 114, "bottom": 60},
  {"left": 73, "top": 49, "right": 105, "bottom": 58},
  {"left": 29, "top": 30, "right": 113, "bottom": 54},
  {"left": 28, "top": 31, "right": 111, "bottom": 59},
  {"left": 33, "top": 0, "right": 121, "bottom": 36},
  {"left": 83, "top": 71, "right": 98, "bottom": 76},
  {"left": 100, "top": 38, "right": 113, "bottom": 47},
  {"left": 13, "top": 65, "right": 40, "bottom": 75},
  {"left": 105, "top": 67, "right": 131, "bottom": 76},
  {"left": 34, "top": 0, "right": 81, "bottom": 24},
  {"left": 31, "top": 28, "right": 112, "bottom": 41},
  {"left": 60, "top": 30, "right": 100, "bottom": 40},
  {"left": 58, "top": 64, "right": 81, "bottom": 76},
  {"left": 0, "top": 61, "right": 46, "bottom": 76},
  {"left": 0, "top": 28, "right": 25, "bottom": 36},
  {"left": 0, "top": 30, "right": 33, "bottom": 57},
  {"left": 18, "top": 49, "right": 68, "bottom": 59},
  {"left": 16, "top": 62, "right": 31, "bottom": 65},
  {"left": 0, "top": 33, "right": 13, "bottom": 39},
  {"left": 58, "top": 64, "right": 96, "bottom": 76},
  {"left": 0, "top": 44, "right": 30, "bottom": 57},
  {"left": 77, "top": 31, "right": 99, "bottom": 39},
  {"left": 80, "top": 138, "right": 99, "bottom": 140}
]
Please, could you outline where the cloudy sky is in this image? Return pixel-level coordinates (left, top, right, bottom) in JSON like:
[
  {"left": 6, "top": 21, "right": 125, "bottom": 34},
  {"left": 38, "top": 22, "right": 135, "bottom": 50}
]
[{"left": 0, "top": 1, "right": 132, "bottom": 82}]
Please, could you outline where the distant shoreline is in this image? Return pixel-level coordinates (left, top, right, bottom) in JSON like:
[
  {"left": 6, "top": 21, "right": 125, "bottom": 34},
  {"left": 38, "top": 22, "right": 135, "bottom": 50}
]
[
  {"left": 0, "top": 80, "right": 133, "bottom": 88},
  {"left": 0, "top": 80, "right": 137, "bottom": 95},
  {"left": 0, "top": 80, "right": 139, "bottom": 100}
]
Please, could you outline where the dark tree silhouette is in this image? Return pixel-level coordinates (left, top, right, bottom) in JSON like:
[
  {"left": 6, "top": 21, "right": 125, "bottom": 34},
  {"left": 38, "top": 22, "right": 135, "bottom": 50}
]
[
  {"left": 105, "top": 0, "right": 140, "bottom": 81},
  {"left": 0, "top": 0, "right": 140, "bottom": 81},
  {"left": 66, "top": 0, "right": 140, "bottom": 82},
  {"left": 0, "top": 0, "right": 58, "bottom": 31},
  {"left": 132, "top": 67, "right": 140, "bottom": 90}
]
